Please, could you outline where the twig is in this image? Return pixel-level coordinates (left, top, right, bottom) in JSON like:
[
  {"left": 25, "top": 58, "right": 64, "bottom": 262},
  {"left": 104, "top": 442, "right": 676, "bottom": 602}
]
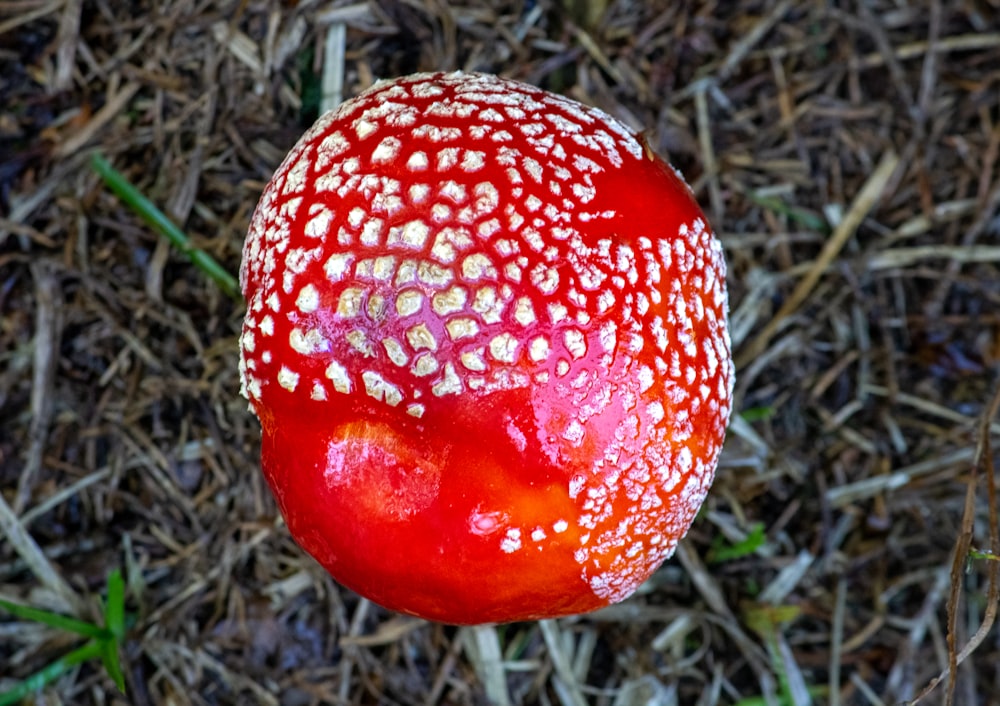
[
  {"left": 829, "top": 578, "right": 847, "bottom": 706},
  {"left": 908, "top": 382, "right": 1000, "bottom": 704},
  {"left": 16, "top": 262, "right": 62, "bottom": 513},
  {"left": 715, "top": 0, "right": 794, "bottom": 84},
  {"left": 54, "top": 82, "right": 140, "bottom": 159},
  {"left": 866, "top": 245, "right": 1000, "bottom": 270},
  {"left": 738, "top": 151, "right": 899, "bottom": 368},
  {"left": 0, "top": 492, "right": 82, "bottom": 615}
]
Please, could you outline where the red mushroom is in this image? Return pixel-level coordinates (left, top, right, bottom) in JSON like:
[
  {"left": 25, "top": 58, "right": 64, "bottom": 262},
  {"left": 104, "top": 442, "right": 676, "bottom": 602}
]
[{"left": 239, "top": 71, "right": 733, "bottom": 625}]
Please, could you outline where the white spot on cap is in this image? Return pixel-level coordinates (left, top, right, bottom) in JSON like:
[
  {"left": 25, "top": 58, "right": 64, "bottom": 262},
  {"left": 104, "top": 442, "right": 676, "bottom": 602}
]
[
  {"left": 480, "top": 108, "right": 504, "bottom": 122},
  {"left": 530, "top": 264, "right": 559, "bottom": 295},
  {"left": 259, "top": 315, "right": 274, "bottom": 336},
  {"left": 342, "top": 157, "right": 361, "bottom": 174},
  {"left": 280, "top": 195, "right": 303, "bottom": 220},
  {"left": 304, "top": 209, "right": 333, "bottom": 238},
  {"left": 571, "top": 182, "right": 596, "bottom": 203},
  {"left": 296, "top": 284, "right": 319, "bottom": 313},
  {"left": 371, "top": 136, "right": 402, "bottom": 164},
  {"left": 406, "top": 323, "right": 438, "bottom": 351},
  {"left": 337, "top": 288, "right": 363, "bottom": 318},
  {"left": 523, "top": 157, "right": 543, "bottom": 182},
  {"left": 501, "top": 528, "right": 522, "bottom": 553},
  {"left": 395, "top": 261, "right": 417, "bottom": 285},
  {"left": 407, "top": 151, "right": 429, "bottom": 171},
  {"left": 413, "top": 125, "right": 462, "bottom": 142},
  {"left": 529, "top": 337, "right": 550, "bottom": 362},
  {"left": 546, "top": 303, "right": 568, "bottom": 325},
  {"left": 437, "top": 147, "right": 460, "bottom": 171},
  {"left": 372, "top": 256, "right": 395, "bottom": 281},
  {"left": 311, "top": 382, "right": 326, "bottom": 401},
  {"left": 553, "top": 520, "right": 569, "bottom": 533},
  {"left": 346, "top": 329, "right": 374, "bottom": 356},
  {"left": 477, "top": 218, "right": 501, "bottom": 238},
  {"left": 489, "top": 333, "right": 518, "bottom": 363},
  {"left": 354, "top": 119, "right": 377, "bottom": 139},
  {"left": 430, "top": 235, "right": 456, "bottom": 263},
  {"left": 460, "top": 350, "right": 487, "bottom": 371},
  {"left": 278, "top": 366, "right": 299, "bottom": 392},
  {"left": 461, "top": 150, "right": 486, "bottom": 172},
  {"left": 432, "top": 286, "right": 468, "bottom": 315},
  {"left": 395, "top": 289, "right": 424, "bottom": 317},
  {"left": 514, "top": 297, "right": 536, "bottom": 326},
  {"left": 599, "top": 321, "right": 617, "bottom": 353},
  {"left": 362, "top": 371, "right": 402, "bottom": 406},
  {"left": 290, "top": 327, "right": 327, "bottom": 355},
  {"left": 440, "top": 180, "right": 467, "bottom": 203},
  {"left": 564, "top": 329, "right": 587, "bottom": 359},
  {"left": 409, "top": 183, "right": 431, "bottom": 203},
  {"left": 446, "top": 317, "right": 480, "bottom": 340},
  {"left": 638, "top": 365, "right": 654, "bottom": 392},
  {"left": 324, "top": 253, "right": 354, "bottom": 283},
  {"left": 382, "top": 338, "right": 408, "bottom": 366},
  {"left": 407, "top": 403, "right": 425, "bottom": 418},
  {"left": 318, "top": 130, "right": 349, "bottom": 160},
  {"left": 388, "top": 220, "right": 430, "bottom": 250},
  {"left": 418, "top": 261, "right": 454, "bottom": 287},
  {"left": 431, "top": 203, "right": 452, "bottom": 225},
  {"left": 462, "top": 253, "right": 496, "bottom": 281},
  {"left": 432, "top": 362, "right": 462, "bottom": 397},
  {"left": 411, "top": 353, "right": 440, "bottom": 377},
  {"left": 474, "top": 181, "right": 499, "bottom": 211},
  {"left": 355, "top": 258, "right": 375, "bottom": 279}
]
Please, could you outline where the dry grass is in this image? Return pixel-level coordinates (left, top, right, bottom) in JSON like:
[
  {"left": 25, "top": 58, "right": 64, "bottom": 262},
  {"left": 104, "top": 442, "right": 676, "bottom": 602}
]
[{"left": 2, "top": 1, "right": 1000, "bottom": 704}]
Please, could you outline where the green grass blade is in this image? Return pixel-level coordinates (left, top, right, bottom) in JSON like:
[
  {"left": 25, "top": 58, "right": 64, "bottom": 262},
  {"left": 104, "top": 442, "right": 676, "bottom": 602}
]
[
  {"left": 746, "top": 191, "right": 830, "bottom": 233},
  {"left": 732, "top": 685, "right": 828, "bottom": 706},
  {"left": 104, "top": 570, "right": 125, "bottom": 639},
  {"left": 709, "top": 523, "right": 768, "bottom": 563},
  {"left": 99, "top": 638, "right": 127, "bottom": 692},
  {"left": 89, "top": 153, "right": 241, "bottom": 301},
  {"left": 0, "top": 640, "right": 102, "bottom": 706},
  {"left": 99, "top": 570, "right": 128, "bottom": 691},
  {"left": 0, "top": 598, "right": 108, "bottom": 640},
  {"left": 740, "top": 405, "right": 776, "bottom": 423}
]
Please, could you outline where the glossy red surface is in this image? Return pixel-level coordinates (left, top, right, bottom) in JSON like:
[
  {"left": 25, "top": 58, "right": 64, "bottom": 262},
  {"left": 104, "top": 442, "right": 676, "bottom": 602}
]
[{"left": 240, "top": 72, "right": 733, "bottom": 624}]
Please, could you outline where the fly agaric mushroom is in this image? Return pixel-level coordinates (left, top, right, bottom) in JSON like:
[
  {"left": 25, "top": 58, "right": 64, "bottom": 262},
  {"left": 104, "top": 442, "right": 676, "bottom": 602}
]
[{"left": 239, "top": 71, "right": 733, "bottom": 625}]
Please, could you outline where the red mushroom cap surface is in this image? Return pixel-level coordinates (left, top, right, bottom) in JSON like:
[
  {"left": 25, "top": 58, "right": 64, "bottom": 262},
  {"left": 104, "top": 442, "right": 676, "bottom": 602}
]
[{"left": 239, "top": 71, "right": 733, "bottom": 625}]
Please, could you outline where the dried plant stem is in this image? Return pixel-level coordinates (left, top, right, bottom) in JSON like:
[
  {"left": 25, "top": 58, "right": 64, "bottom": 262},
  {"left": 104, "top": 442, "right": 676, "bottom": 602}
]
[
  {"left": 737, "top": 151, "right": 899, "bottom": 368},
  {"left": 462, "top": 625, "right": 511, "bottom": 706},
  {"left": 908, "top": 382, "right": 1000, "bottom": 705},
  {"left": 0, "top": 492, "right": 82, "bottom": 614}
]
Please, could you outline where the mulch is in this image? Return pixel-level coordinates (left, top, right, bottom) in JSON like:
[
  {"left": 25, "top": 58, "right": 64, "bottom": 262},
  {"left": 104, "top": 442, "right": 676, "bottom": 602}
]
[{"left": 2, "top": 1, "right": 999, "bottom": 704}]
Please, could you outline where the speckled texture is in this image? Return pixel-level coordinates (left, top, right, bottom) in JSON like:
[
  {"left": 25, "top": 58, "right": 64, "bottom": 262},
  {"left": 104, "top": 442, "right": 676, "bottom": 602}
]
[{"left": 239, "top": 71, "right": 733, "bottom": 624}]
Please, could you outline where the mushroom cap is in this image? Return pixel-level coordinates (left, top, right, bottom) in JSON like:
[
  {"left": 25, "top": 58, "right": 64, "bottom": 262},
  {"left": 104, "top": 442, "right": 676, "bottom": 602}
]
[{"left": 239, "top": 71, "right": 733, "bottom": 625}]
